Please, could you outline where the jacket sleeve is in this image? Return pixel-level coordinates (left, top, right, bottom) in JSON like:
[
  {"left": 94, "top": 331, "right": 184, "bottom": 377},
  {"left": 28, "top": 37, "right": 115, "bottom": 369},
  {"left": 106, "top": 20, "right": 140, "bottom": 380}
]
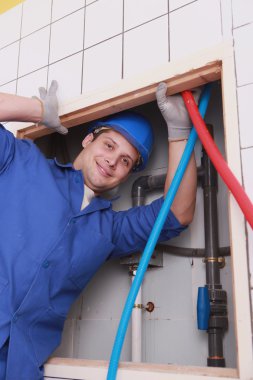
[
  {"left": 110, "top": 196, "right": 187, "bottom": 258},
  {"left": 0, "top": 124, "right": 15, "bottom": 173}
]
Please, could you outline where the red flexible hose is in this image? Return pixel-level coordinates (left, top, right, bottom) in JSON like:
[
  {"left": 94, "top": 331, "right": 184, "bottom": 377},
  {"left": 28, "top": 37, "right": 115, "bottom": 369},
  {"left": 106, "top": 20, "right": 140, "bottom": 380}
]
[{"left": 182, "top": 90, "right": 253, "bottom": 229}]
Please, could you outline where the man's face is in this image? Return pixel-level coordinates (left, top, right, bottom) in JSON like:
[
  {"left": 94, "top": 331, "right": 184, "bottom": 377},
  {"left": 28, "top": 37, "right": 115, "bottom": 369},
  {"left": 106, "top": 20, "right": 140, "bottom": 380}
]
[{"left": 76, "top": 130, "right": 139, "bottom": 194}]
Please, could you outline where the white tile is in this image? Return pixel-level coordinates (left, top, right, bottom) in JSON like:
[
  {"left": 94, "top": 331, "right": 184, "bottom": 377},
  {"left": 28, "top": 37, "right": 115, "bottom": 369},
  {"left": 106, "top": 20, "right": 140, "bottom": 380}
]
[
  {"left": 241, "top": 147, "right": 253, "bottom": 286},
  {"left": 49, "top": 9, "right": 84, "bottom": 64},
  {"left": 17, "top": 67, "right": 48, "bottom": 97},
  {"left": 86, "top": 0, "right": 97, "bottom": 4},
  {"left": 0, "top": 42, "right": 19, "bottom": 86},
  {"left": 232, "top": 0, "right": 253, "bottom": 28},
  {"left": 234, "top": 23, "right": 253, "bottom": 86},
  {"left": 52, "top": 0, "right": 85, "bottom": 22},
  {"left": 19, "top": 27, "right": 50, "bottom": 77},
  {"left": 237, "top": 84, "right": 253, "bottom": 148},
  {"left": 124, "top": 0, "right": 167, "bottom": 30},
  {"left": 85, "top": 0, "right": 123, "bottom": 48},
  {"left": 82, "top": 35, "right": 122, "bottom": 94},
  {"left": 124, "top": 15, "right": 169, "bottom": 79},
  {"left": 170, "top": 0, "right": 222, "bottom": 61},
  {"left": 48, "top": 52, "right": 83, "bottom": 103},
  {"left": 170, "top": 0, "right": 196, "bottom": 11},
  {"left": 21, "top": 0, "right": 52, "bottom": 37},
  {"left": 241, "top": 148, "right": 253, "bottom": 203},
  {"left": 247, "top": 224, "right": 253, "bottom": 287},
  {"left": 220, "top": 0, "right": 233, "bottom": 38},
  {"left": 0, "top": 4, "right": 22, "bottom": 49},
  {"left": 0, "top": 81, "right": 17, "bottom": 94}
]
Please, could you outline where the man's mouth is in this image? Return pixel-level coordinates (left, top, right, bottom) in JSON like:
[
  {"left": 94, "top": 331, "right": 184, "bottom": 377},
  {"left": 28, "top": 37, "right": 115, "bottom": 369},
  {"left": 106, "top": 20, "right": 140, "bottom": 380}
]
[{"left": 96, "top": 162, "right": 112, "bottom": 177}]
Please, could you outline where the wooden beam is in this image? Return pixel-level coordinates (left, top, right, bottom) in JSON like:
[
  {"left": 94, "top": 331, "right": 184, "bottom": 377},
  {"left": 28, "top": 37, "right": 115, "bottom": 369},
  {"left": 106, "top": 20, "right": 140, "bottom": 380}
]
[
  {"left": 17, "top": 61, "right": 221, "bottom": 140},
  {"left": 45, "top": 358, "right": 238, "bottom": 379}
]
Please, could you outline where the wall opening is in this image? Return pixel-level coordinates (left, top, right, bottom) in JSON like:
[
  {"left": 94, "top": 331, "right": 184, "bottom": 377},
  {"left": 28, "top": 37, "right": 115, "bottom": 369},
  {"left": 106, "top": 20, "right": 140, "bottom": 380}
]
[
  {"left": 33, "top": 80, "right": 236, "bottom": 370},
  {"left": 17, "top": 47, "right": 252, "bottom": 378}
]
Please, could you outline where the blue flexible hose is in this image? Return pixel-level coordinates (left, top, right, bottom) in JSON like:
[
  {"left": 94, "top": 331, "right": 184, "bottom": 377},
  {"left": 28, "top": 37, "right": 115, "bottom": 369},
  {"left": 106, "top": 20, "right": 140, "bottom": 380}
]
[{"left": 107, "top": 84, "right": 212, "bottom": 380}]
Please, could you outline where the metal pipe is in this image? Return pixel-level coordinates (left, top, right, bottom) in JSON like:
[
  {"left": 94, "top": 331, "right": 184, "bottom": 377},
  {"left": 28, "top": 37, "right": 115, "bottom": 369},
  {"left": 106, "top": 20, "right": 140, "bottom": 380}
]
[
  {"left": 131, "top": 270, "right": 142, "bottom": 362},
  {"left": 156, "top": 244, "right": 230, "bottom": 258},
  {"left": 201, "top": 125, "right": 228, "bottom": 367}
]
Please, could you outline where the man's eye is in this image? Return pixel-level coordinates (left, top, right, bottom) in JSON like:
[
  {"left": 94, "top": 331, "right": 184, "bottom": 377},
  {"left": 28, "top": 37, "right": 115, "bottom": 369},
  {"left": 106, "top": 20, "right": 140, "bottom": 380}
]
[
  {"left": 105, "top": 142, "right": 113, "bottom": 149},
  {"left": 122, "top": 158, "right": 129, "bottom": 166}
]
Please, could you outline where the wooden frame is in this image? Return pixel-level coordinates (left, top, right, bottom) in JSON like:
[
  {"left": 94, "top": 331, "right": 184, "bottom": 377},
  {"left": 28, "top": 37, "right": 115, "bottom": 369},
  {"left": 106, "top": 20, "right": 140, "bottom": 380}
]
[{"left": 12, "top": 41, "right": 253, "bottom": 379}]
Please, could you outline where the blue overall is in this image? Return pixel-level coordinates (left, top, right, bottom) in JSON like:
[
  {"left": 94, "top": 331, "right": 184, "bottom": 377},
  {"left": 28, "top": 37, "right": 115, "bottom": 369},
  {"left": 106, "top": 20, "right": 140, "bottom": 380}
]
[{"left": 0, "top": 125, "right": 186, "bottom": 379}]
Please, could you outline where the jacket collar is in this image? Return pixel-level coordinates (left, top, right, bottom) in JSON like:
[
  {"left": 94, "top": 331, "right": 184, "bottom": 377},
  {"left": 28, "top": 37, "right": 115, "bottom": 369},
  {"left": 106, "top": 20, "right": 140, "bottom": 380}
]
[
  {"left": 54, "top": 158, "right": 73, "bottom": 169},
  {"left": 81, "top": 196, "right": 111, "bottom": 214}
]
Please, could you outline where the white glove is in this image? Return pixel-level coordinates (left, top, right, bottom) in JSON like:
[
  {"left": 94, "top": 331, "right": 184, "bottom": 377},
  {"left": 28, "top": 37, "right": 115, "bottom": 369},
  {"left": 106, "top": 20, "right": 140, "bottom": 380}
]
[
  {"left": 156, "top": 82, "right": 201, "bottom": 141},
  {"left": 37, "top": 80, "right": 68, "bottom": 135}
]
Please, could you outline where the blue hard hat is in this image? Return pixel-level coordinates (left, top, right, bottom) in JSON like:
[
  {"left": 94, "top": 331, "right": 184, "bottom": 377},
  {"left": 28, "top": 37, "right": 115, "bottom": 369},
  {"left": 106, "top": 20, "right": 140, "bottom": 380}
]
[{"left": 89, "top": 111, "right": 154, "bottom": 171}]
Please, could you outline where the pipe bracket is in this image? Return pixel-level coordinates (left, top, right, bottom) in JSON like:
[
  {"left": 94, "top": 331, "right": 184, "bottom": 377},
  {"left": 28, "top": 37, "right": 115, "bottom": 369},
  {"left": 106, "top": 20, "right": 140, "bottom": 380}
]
[{"left": 202, "top": 256, "right": 225, "bottom": 268}]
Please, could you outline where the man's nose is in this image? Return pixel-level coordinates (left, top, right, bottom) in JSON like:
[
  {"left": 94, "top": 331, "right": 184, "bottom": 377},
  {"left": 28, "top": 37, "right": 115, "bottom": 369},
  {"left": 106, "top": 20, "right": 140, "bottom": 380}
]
[{"left": 105, "top": 157, "right": 116, "bottom": 168}]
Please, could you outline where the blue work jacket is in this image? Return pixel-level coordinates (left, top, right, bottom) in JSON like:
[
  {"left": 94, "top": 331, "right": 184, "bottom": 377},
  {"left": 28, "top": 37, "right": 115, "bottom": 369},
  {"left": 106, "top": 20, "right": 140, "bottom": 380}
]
[{"left": 0, "top": 125, "right": 186, "bottom": 379}]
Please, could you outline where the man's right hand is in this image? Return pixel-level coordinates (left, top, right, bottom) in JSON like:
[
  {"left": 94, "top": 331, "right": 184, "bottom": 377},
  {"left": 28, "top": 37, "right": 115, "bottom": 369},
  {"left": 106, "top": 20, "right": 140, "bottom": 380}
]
[
  {"left": 37, "top": 80, "right": 68, "bottom": 135},
  {"left": 156, "top": 82, "right": 201, "bottom": 141}
]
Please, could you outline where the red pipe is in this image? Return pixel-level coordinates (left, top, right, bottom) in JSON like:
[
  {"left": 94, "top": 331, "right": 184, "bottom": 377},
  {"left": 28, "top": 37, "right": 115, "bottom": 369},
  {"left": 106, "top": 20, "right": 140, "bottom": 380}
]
[{"left": 182, "top": 90, "right": 253, "bottom": 230}]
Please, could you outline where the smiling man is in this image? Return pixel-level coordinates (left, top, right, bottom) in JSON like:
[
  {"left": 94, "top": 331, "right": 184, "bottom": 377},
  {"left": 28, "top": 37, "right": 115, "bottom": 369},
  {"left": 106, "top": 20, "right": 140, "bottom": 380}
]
[{"left": 0, "top": 81, "right": 198, "bottom": 379}]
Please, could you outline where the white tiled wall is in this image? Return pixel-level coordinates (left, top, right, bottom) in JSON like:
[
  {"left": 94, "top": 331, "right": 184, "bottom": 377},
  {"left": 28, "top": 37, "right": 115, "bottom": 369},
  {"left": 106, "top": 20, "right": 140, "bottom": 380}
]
[
  {"left": 0, "top": 42, "right": 19, "bottom": 85},
  {"left": 170, "top": 0, "right": 222, "bottom": 60},
  {"left": 82, "top": 35, "right": 122, "bottom": 94},
  {"left": 232, "top": 0, "right": 253, "bottom": 28},
  {"left": 17, "top": 67, "right": 48, "bottom": 97},
  {"left": 84, "top": 0, "right": 123, "bottom": 48},
  {"left": 49, "top": 9, "right": 85, "bottom": 64},
  {"left": 18, "top": 26, "right": 50, "bottom": 77},
  {"left": 234, "top": 23, "right": 253, "bottom": 86},
  {"left": 241, "top": 148, "right": 253, "bottom": 290},
  {"left": 0, "top": 4, "right": 22, "bottom": 49},
  {"left": 52, "top": 0, "right": 85, "bottom": 22},
  {"left": 124, "top": 0, "right": 168, "bottom": 30},
  {"left": 0, "top": 0, "right": 253, "bottom": 364},
  {"left": 21, "top": 0, "right": 52, "bottom": 37},
  {"left": 231, "top": 0, "right": 253, "bottom": 308},
  {"left": 48, "top": 52, "right": 83, "bottom": 103},
  {"left": 237, "top": 84, "right": 253, "bottom": 148},
  {"left": 124, "top": 15, "right": 169, "bottom": 78}
]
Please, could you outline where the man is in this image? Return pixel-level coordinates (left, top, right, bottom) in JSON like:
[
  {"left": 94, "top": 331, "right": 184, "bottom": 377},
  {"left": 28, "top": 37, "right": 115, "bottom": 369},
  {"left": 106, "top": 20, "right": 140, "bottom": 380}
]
[{"left": 0, "top": 81, "right": 198, "bottom": 379}]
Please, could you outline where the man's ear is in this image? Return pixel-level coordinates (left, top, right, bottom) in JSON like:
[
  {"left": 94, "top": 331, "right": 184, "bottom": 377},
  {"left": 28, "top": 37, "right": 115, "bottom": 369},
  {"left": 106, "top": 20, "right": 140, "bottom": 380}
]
[{"left": 82, "top": 133, "right": 94, "bottom": 148}]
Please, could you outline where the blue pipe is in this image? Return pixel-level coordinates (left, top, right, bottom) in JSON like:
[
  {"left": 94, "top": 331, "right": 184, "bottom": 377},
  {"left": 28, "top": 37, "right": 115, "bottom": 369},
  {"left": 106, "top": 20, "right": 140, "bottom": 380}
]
[{"left": 107, "top": 84, "right": 212, "bottom": 380}]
